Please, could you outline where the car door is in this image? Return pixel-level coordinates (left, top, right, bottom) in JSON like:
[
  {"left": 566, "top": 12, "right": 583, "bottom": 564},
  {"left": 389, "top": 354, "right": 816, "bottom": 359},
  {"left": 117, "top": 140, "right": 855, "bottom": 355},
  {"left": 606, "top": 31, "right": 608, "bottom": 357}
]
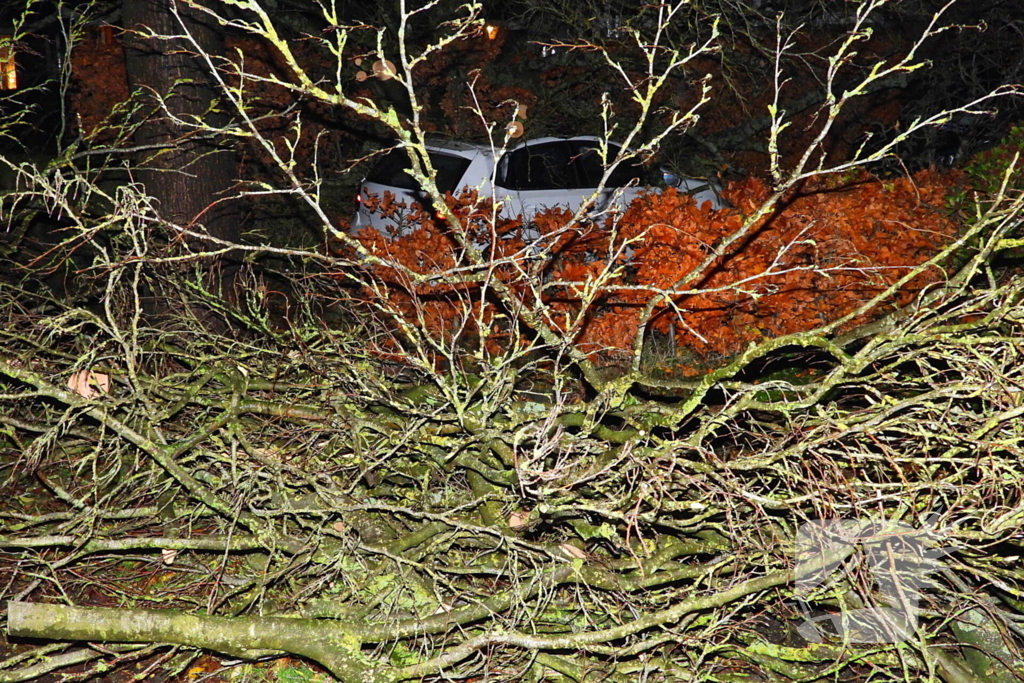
[
  {"left": 496, "top": 140, "right": 592, "bottom": 222},
  {"left": 566, "top": 139, "right": 648, "bottom": 216},
  {"left": 355, "top": 147, "right": 475, "bottom": 233}
]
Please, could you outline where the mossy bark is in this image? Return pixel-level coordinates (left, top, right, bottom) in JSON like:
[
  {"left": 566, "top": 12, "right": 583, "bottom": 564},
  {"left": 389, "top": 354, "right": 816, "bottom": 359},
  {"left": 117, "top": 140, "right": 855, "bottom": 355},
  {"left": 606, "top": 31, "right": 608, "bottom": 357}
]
[{"left": 6, "top": 602, "right": 389, "bottom": 683}]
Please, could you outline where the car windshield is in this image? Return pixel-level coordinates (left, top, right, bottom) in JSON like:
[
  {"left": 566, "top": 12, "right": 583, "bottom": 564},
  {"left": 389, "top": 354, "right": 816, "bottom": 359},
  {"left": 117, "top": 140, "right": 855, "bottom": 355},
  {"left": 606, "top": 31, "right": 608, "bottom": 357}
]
[{"left": 366, "top": 148, "right": 473, "bottom": 195}]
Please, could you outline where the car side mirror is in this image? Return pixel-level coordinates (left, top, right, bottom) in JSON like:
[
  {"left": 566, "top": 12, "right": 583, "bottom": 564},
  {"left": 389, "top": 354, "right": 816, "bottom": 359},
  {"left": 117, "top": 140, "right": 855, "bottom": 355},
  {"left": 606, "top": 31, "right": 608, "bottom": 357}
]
[
  {"left": 660, "top": 167, "right": 683, "bottom": 188},
  {"left": 660, "top": 168, "right": 729, "bottom": 210}
]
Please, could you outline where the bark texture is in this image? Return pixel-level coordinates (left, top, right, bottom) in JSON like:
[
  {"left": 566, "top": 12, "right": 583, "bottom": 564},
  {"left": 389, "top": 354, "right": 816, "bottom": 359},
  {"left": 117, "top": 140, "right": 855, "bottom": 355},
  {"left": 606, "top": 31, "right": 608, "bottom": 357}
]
[
  {"left": 6, "top": 602, "right": 383, "bottom": 683},
  {"left": 122, "top": 0, "right": 239, "bottom": 306}
]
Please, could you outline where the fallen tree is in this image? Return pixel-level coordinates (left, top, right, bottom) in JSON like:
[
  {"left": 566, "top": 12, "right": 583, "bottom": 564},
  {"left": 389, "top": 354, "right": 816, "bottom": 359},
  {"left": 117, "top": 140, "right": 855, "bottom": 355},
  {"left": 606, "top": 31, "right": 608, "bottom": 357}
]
[{"left": 3, "top": 1, "right": 1024, "bottom": 683}]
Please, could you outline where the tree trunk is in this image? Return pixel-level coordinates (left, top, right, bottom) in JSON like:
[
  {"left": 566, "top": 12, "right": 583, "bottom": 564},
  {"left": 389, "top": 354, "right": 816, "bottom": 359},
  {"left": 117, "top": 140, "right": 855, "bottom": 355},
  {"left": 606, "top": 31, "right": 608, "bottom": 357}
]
[
  {"left": 6, "top": 601, "right": 384, "bottom": 683},
  {"left": 121, "top": 0, "right": 240, "bottom": 310}
]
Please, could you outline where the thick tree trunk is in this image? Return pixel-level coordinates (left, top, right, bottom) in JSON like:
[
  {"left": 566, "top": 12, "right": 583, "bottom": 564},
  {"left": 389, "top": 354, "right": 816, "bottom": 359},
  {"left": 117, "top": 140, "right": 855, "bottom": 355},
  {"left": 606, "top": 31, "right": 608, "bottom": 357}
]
[
  {"left": 121, "top": 0, "right": 240, "bottom": 308},
  {"left": 6, "top": 602, "right": 383, "bottom": 683}
]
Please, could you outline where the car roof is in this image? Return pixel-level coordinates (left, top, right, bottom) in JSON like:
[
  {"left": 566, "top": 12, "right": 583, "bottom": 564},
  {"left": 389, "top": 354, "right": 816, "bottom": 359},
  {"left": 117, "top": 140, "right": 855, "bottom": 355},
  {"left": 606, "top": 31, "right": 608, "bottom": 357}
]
[
  {"left": 511, "top": 136, "right": 603, "bottom": 147},
  {"left": 422, "top": 138, "right": 493, "bottom": 157},
  {"left": 370, "top": 136, "right": 632, "bottom": 183},
  {"left": 422, "top": 136, "right": 618, "bottom": 157}
]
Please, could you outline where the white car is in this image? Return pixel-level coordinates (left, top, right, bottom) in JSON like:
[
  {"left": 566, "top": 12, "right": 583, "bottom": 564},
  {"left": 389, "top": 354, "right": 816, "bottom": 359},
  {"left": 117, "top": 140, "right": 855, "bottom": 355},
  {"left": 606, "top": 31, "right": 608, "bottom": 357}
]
[{"left": 352, "top": 136, "right": 723, "bottom": 234}]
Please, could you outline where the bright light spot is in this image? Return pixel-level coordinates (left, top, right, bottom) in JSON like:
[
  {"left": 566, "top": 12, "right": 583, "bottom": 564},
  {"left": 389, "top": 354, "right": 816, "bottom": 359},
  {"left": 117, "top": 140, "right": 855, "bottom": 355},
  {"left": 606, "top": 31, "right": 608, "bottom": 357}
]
[{"left": 0, "top": 43, "right": 16, "bottom": 90}]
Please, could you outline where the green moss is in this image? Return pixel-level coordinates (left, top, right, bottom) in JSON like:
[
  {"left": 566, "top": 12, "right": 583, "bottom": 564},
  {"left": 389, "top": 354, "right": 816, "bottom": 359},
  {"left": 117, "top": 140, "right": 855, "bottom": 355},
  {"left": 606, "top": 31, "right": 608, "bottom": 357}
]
[
  {"left": 965, "top": 125, "right": 1024, "bottom": 195},
  {"left": 276, "top": 665, "right": 319, "bottom": 683}
]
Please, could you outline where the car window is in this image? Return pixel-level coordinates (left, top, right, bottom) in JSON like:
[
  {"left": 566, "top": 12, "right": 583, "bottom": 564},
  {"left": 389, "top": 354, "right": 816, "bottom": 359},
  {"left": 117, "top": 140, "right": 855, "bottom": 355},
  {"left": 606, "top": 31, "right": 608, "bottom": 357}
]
[
  {"left": 366, "top": 149, "right": 472, "bottom": 195},
  {"left": 499, "top": 141, "right": 575, "bottom": 190},
  {"left": 569, "top": 144, "right": 607, "bottom": 188},
  {"left": 569, "top": 141, "right": 647, "bottom": 188}
]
